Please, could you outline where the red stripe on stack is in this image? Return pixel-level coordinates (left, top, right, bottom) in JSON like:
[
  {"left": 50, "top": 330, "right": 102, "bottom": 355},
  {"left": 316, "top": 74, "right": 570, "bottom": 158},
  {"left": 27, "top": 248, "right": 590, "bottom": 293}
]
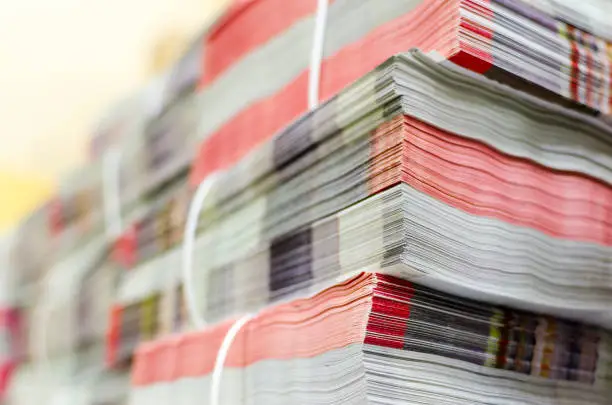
[
  {"left": 568, "top": 25, "right": 580, "bottom": 101},
  {"left": 608, "top": 43, "right": 612, "bottom": 113},
  {"left": 105, "top": 306, "right": 123, "bottom": 368},
  {"left": 202, "top": 0, "right": 326, "bottom": 87},
  {"left": 369, "top": 115, "right": 612, "bottom": 245},
  {"left": 452, "top": 0, "right": 494, "bottom": 73},
  {"left": 399, "top": 116, "right": 612, "bottom": 245},
  {"left": 48, "top": 199, "right": 63, "bottom": 235},
  {"left": 131, "top": 273, "right": 376, "bottom": 387},
  {"left": 585, "top": 32, "right": 594, "bottom": 107},
  {"left": 365, "top": 277, "right": 414, "bottom": 349},
  {"left": 112, "top": 224, "right": 138, "bottom": 269}
]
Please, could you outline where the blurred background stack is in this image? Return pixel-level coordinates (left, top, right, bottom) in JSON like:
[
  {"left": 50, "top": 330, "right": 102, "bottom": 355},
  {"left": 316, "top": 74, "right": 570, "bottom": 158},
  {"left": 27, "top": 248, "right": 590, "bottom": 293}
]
[
  {"left": 0, "top": 1, "right": 229, "bottom": 404},
  {"left": 1, "top": 1, "right": 612, "bottom": 405}
]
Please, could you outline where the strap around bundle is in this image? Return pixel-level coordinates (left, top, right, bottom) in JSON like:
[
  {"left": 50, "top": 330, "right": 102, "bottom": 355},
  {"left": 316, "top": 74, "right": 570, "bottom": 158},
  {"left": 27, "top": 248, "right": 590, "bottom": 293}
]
[
  {"left": 102, "top": 147, "right": 123, "bottom": 240},
  {"left": 183, "top": 2, "right": 331, "bottom": 402}
]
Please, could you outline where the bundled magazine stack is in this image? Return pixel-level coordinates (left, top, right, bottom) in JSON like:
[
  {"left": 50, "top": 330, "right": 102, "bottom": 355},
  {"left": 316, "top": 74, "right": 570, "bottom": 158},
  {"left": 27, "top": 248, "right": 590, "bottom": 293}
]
[{"left": 5, "top": 0, "right": 612, "bottom": 404}]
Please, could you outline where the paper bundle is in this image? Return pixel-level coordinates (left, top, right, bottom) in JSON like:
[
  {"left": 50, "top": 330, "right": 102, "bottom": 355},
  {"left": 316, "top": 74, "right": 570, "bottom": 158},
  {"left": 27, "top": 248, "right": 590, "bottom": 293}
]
[
  {"left": 17, "top": 0, "right": 612, "bottom": 285},
  {"left": 191, "top": 0, "right": 612, "bottom": 186},
  {"left": 10, "top": 32, "right": 203, "bottom": 278},
  {"left": 14, "top": 0, "right": 612, "bottom": 283},
  {"left": 108, "top": 50, "right": 612, "bottom": 371},
  {"left": 130, "top": 272, "right": 612, "bottom": 405},
  {"left": 188, "top": 50, "right": 612, "bottom": 324},
  {"left": 11, "top": 1, "right": 612, "bottom": 404}
]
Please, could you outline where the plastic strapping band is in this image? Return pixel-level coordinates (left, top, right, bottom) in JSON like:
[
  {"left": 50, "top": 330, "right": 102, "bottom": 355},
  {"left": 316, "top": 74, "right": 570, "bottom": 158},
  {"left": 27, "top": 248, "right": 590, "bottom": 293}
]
[
  {"left": 35, "top": 297, "right": 52, "bottom": 373},
  {"left": 308, "top": 0, "right": 329, "bottom": 109},
  {"left": 194, "top": 2, "right": 330, "bottom": 402},
  {"left": 102, "top": 148, "right": 123, "bottom": 240},
  {"left": 35, "top": 271, "right": 68, "bottom": 381},
  {"left": 181, "top": 173, "right": 220, "bottom": 330},
  {"left": 182, "top": 173, "right": 255, "bottom": 405},
  {"left": 210, "top": 313, "right": 254, "bottom": 405}
]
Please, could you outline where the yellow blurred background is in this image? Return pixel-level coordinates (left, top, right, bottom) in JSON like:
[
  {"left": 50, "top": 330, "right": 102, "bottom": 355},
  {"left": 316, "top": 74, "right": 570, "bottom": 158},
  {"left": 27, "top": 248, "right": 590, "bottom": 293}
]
[{"left": 0, "top": 0, "right": 231, "bottom": 232}]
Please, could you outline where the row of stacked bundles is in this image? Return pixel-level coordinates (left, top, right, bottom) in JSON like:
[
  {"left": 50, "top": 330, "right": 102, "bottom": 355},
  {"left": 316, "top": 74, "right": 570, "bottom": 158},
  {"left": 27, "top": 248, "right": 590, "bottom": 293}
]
[
  {"left": 3, "top": 19, "right": 206, "bottom": 405},
  {"left": 5, "top": 0, "right": 612, "bottom": 404},
  {"left": 129, "top": 48, "right": 612, "bottom": 404}
]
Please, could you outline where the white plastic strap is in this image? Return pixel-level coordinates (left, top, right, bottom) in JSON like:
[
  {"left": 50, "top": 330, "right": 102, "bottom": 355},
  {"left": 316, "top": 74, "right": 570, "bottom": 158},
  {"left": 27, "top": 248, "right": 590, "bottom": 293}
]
[
  {"left": 181, "top": 173, "right": 220, "bottom": 330},
  {"left": 35, "top": 271, "right": 63, "bottom": 372},
  {"left": 35, "top": 271, "right": 70, "bottom": 380},
  {"left": 210, "top": 313, "right": 254, "bottom": 405},
  {"left": 102, "top": 148, "right": 123, "bottom": 239},
  {"left": 35, "top": 299, "right": 52, "bottom": 371},
  {"left": 181, "top": 174, "right": 254, "bottom": 404},
  {"left": 308, "top": 0, "right": 329, "bottom": 109},
  {"left": 195, "top": 4, "right": 329, "bottom": 400}
]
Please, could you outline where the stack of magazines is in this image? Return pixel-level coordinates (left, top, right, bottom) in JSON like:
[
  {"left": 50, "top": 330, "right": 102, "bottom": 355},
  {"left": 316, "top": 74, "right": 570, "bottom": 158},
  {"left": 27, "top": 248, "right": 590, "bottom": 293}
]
[
  {"left": 6, "top": 1, "right": 612, "bottom": 405},
  {"left": 191, "top": 0, "right": 612, "bottom": 185},
  {"left": 186, "top": 50, "right": 612, "bottom": 324},
  {"left": 126, "top": 49, "right": 612, "bottom": 404},
  {"left": 110, "top": 0, "right": 612, "bottom": 365},
  {"left": 131, "top": 272, "right": 612, "bottom": 405}
]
